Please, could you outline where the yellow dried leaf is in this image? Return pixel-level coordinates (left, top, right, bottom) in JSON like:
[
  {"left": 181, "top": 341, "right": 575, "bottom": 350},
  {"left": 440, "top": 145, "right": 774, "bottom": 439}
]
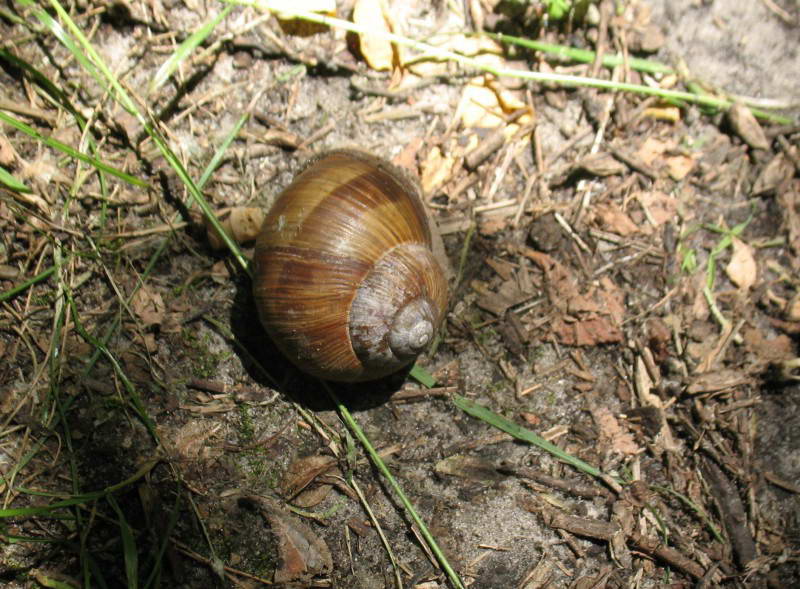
[
  {"left": 726, "top": 237, "right": 757, "bottom": 290},
  {"left": 420, "top": 147, "right": 456, "bottom": 194},
  {"left": 353, "top": 0, "right": 393, "bottom": 71},
  {"left": 274, "top": 0, "right": 336, "bottom": 36},
  {"left": 642, "top": 106, "right": 681, "bottom": 122},
  {"left": 457, "top": 78, "right": 532, "bottom": 130}
]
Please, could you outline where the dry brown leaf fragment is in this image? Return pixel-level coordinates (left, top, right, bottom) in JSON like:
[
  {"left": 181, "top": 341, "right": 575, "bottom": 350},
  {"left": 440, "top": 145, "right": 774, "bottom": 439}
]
[
  {"left": 636, "top": 191, "right": 677, "bottom": 227},
  {"left": 595, "top": 203, "right": 639, "bottom": 236},
  {"left": 551, "top": 315, "right": 623, "bottom": 346},
  {"left": 457, "top": 76, "right": 534, "bottom": 134},
  {"left": 598, "top": 277, "right": 626, "bottom": 326},
  {"left": 21, "top": 153, "right": 72, "bottom": 192},
  {"left": 162, "top": 420, "right": 222, "bottom": 460},
  {"left": 420, "top": 146, "right": 456, "bottom": 195},
  {"left": 725, "top": 237, "right": 757, "bottom": 290},
  {"left": 353, "top": 0, "right": 394, "bottom": 71},
  {"left": 435, "top": 454, "right": 506, "bottom": 482},
  {"left": 0, "top": 133, "right": 17, "bottom": 167},
  {"left": 477, "top": 215, "right": 510, "bottom": 236},
  {"left": 131, "top": 285, "right": 166, "bottom": 327},
  {"left": 636, "top": 136, "right": 669, "bottom": 167},
  {"left": 280, "top": 454, "right": 337, "bottom": 500},
  {"left": 576, "top": 152, "right": 627, "bottom": 177},
  {"left": 727, "top": 102, "right": 770, "bottom": 151},
  {"left": 753, "top": 153, "right": 794, "bottom": 196},
  {"left": 592, "top": 406, "right": 642, "bottom": 456},
  {"left": 292, "top": 484, "right": 335, "bottom": 509},
  {"left": 665, "top": 153, "right": 695, "bottom": 180},
  {"left": 742, "top": 327, "right": 794, "bottom": 363},
  {"left": 244, "top": 496, "right": 333, "bottom": 583}
]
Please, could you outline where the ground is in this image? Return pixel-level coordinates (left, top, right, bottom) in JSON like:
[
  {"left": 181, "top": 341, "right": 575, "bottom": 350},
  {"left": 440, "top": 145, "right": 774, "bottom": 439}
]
[{"left": 0, "top": 0, "right": 799, "bottom": 588}]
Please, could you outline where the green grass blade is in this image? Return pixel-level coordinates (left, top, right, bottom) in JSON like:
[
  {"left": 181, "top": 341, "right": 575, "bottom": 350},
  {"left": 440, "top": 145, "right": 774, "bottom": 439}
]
[
  {"left": 42, "top": 1, "right": 249, "bottom": 271},
  {"left": 107, "top": 495, "right": 139, "bottom": 589},
  {"left": 18, "top": 0, "right": 107, "bottom": 92},
  {"left": 0, "top": 164, "right": 31, "bottom": 192},
  {"left": 453, "top": 395, "right": 618, "bottom": 482},
  {"left": 0, "top": 458, "right": 159, "bottom": 518},
  {"left": 0, "top": 494, "right": 102, "bottom": 518},
  {"left": 489, "top": 34, "right": 675, "bottom": 75},
  {"left": 327, "top": 385, "right": 466, "bottom": 589},
  {"left": 150, "top": 5, "right": 233, "bottom": 93},
  {"left": 0, "top": 48, "right": 86, "bottom": 125},
  {"left": 65, "top": 289, "right": 158, "bottom": 441},
  {"left": 0, "top": 111, "right": 148, "bottom": 188},
  {"left": 409, "top": 364, "right": 436, "bottom": 387},
  {"left": 197, "top": 109, "right": 248, "bottom": 189}
]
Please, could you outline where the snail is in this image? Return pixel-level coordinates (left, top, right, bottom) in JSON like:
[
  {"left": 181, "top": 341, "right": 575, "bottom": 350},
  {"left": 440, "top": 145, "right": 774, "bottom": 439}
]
[{"left": 252, "top": 149, "right": 448, "bottom": 382}]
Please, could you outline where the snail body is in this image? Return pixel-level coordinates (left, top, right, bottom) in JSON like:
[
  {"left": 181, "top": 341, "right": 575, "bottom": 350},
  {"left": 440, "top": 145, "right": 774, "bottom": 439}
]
[{"left": 252, "top": 150, "right": 448, "bottom": 382}]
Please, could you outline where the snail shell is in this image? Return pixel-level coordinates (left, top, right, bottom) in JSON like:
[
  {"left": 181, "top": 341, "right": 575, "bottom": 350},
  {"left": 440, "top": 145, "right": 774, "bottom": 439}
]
[{"left": 252, "top": 150, "right": 448, "bottom": 382}]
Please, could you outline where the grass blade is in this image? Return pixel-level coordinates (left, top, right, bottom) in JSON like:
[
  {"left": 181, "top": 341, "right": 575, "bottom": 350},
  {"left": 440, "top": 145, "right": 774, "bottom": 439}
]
[
  {"left": 327, "top": 385, "right": 466, "bottom": 589},
  {"left": 453, "top": 394, "right": 619, "bottom": 482},
  {"left": 150, "top": 5, "right": 233, "bottom": 93},
  {"left": 487, "top": 34, "right": 674, "bottom": 75},
  {"left": 0, "top": 164, "right": 31, "bottom": 192},
  {"left": 107, "top": 495, "right": 139, "bottom": 589},
  {"left": 0, "top": 111, "right": 148, "bottom": 188}
]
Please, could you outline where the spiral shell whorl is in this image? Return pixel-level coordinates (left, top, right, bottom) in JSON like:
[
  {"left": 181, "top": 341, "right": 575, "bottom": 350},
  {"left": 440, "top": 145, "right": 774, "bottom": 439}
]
[
  {"left": 252, "top": 150, "right": 447, "bottom": 382},
  {"left": 348, "top": 243, "right": 446, "bottom": 378}
]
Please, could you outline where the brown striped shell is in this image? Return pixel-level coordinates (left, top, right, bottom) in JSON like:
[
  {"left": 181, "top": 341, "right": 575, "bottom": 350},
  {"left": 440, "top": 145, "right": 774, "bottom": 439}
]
[{"left": 252, "top": 150, "right": 448, "bottom": 382}]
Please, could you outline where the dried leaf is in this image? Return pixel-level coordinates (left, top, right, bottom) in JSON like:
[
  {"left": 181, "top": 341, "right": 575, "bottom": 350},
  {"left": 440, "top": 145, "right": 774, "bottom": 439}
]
[
  {"left": 742, "top": 327, "right": 794, "bottom": 363},
  {"left": 435, "top": 454, "right": 506, "bottom": 482},
  {"left": 592, "top": 407, "right": 642, "bottom": 456},
  {"left": 162, "top": 420, "right": 222, "bottom": 460},
  {"left": 245, "top": 496, "right": 333, "bottom": 583},
  {"left": 420, "top": 146, "right": 456, "bottom": 194},
  {"left": 636, "top": 136, "right": 669, "bottom": 166},
  {"left": 353, "top": 0, "right": 394, "bottom": 71},
  {"left": 280, "top": 455, "right": 337, "bottom": 499},
  {"left": 728, "top": 103, "right": 770, "bottom": 151},
  {"left": 598, "top": 277, "right": 626, "bottom": 326},
  {"left": 576, "top": 152, "right": 626, "bottom": 177},
  {"left": 456, "top": 76, "right": 533, "bottom": 133},
  {"left": 0, "top": 133, "right": 17, "bottom": 167},
  {"left": 665, "top": 153, "right": 695, "bottom": 180},
  {"left": 753, "top": 153, "right": 793, "bottom": 196},
  {"left": 131, "top": 285, "right": 165, "bottom": 327},
  {"left": 292, "top": 484, "right": 334, "bottom": 509},
  {"left": 551, "top": 315, "right": 623, "bottom": 346},
  {"left": 637, "top": 191, "right": 677, "bottom": 227},
  {"left": 595, "top": 203, "right": 639, "bottom": 236},
  {"left": 725, "top": 237, "right": 757, "bottom": 290}
]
